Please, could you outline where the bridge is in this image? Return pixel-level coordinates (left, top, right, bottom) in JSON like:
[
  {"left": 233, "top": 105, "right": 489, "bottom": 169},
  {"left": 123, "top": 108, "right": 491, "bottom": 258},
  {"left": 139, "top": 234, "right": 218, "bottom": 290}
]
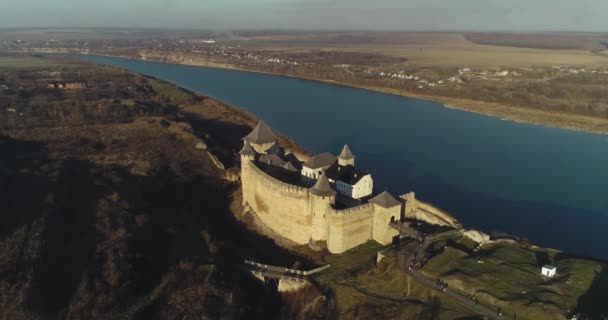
[{"left": 244, "top": 260, "right": 330, "bottom": 284}]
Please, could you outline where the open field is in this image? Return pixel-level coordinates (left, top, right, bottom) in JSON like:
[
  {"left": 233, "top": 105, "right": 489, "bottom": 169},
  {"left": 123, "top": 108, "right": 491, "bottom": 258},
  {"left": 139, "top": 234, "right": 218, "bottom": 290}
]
[
  {"left": 0, "top": 56, "right": 60, "bottom": 69},
  {"left": 418, "top": 234, "right": 608, "bottom": 319},
  {"left": 240, "top": 32, "right": 608, "bottom": 68},
  {"left": 465, "top": 32, "right": 608, "bottom": 51}
]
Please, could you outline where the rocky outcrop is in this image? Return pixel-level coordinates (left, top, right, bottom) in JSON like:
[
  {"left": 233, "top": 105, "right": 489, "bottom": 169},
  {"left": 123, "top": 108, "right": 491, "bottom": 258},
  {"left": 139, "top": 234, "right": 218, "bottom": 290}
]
[
  {"left": 462, "top": 229, "right": 491, "bottom": 244},
  {"left": 277, "top": 279, "right": 312, "bottom": 293}
]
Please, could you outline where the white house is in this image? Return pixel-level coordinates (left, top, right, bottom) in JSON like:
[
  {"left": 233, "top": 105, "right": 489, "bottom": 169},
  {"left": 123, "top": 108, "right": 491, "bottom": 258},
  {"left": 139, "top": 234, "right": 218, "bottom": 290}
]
[
  {"left": 301, "top": 152, "right": 336, "bottom": 179},
  {"left": 541, "top": 265, "right": 556, "bottom": 278},
  {"left": 325, "top": 145, "right": 374, "bottom": 199}
]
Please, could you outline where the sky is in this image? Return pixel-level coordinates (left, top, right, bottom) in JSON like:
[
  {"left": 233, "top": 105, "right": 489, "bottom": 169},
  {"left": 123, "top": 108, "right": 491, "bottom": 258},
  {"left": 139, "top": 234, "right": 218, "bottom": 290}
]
[{"left": 1, "top": 0, "right": 607, "bottom": 32}]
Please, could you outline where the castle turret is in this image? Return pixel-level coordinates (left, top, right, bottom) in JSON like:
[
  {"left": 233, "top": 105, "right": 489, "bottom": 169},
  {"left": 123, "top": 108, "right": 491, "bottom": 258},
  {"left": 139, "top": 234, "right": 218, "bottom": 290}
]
[
  {"left": 309, "top": 173, "right": 336, "bottom": 198},
  {"left": 309, "top": 173, "right": 335, "bottom": 242},
  {"left": 338, "top": 144, "right": 355, "bottom": 167},
  {"left": 239, "top": 141, "right": 256, "bottom": 206},
  {"left": 400, "top": 192, "right": 418, "bottom": 218},
  {"left": 239, "top": 141, "right": 256, "bottom": 160},
  {"left": 369, "top": 191, "right": 401, "bottom": 245},
  {"left": 242, "top": 121, "right": 279, "bottom": 154}
]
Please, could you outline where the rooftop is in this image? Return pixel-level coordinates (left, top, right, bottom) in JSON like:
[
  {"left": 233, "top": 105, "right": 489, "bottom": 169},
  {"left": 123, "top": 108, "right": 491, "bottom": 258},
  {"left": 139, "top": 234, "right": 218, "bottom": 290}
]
[
  {"left": 259, "top": 153, "right": 287, "bottom": 167},
  {"left": 309, "top": 173, "right": 337, "bottom": 197},
  {"left": 243, "top": 121, "right": 278, "bottom": 145},
  {"left": 283, "top": 162, "right": 298, "bottom": 172},
  {"left": 338, "top": 144, "right": 355, "bottom": 160},
  {"left": 369, "top": 191, "right": 402, "bottom": 208},
  {"left": 303, "top": 152, "right": 336, "bottom": 169},
  {"left": 239, "top": 141, "right": 256, "bottom": 156},
  {"left": 325, "top": 163, "right": 368, "bottom": 185}
]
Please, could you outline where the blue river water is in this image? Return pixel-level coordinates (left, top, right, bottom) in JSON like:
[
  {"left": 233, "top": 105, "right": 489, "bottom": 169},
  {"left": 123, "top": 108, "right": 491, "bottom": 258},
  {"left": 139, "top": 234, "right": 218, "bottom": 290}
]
[{"left": 77, "top": 55, "right": 608, "bottom": 260}]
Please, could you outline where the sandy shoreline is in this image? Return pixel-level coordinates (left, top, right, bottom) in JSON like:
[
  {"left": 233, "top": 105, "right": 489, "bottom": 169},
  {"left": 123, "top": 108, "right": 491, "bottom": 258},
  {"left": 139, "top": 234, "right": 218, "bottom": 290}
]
[{"left": 57, "top": 50, "right": 608, "bottom": 135}]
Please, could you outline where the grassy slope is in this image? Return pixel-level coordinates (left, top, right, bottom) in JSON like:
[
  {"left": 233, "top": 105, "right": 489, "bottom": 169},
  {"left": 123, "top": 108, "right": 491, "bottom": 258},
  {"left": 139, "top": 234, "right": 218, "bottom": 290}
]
[
  {"left": 300, "top": 241, "right": 477, "bottom": 320},
  {"left": 0, "top": 55, "right": 320, "bottom": 319},
  {"left": 420, "top": 235, "right": 608, "bottom": 319}
]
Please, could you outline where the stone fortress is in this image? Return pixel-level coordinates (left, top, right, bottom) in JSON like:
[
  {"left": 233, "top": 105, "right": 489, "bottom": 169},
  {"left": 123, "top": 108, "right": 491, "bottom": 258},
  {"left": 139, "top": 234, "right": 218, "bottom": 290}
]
[{"left": 239, "top": 121, "right": 456, "bottom": 254}]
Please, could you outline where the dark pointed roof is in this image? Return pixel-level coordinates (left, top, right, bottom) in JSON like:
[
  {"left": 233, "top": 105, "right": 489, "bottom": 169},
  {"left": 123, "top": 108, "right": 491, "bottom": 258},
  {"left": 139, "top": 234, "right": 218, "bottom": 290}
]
[
  {"left": 309, "top": 173, "right": 336, "bottom": 197},
  {"left": 283, "top": 162, "right": 298, "bottom": 172},
  {"left": 338, "top": 144, "right": 355, "bottom": 160},
  {"left": 325, "top": 163, "right": 369, "bottom": 185},
  {"left": 239, "top": 141, "right": 256, "bottom": 156},
  {"left": 369, "top": 191, "right": 401, "bottom": 208},
  {"left": 243, "top": 121, "right": 278, "bottom": 145},
  {"left": 303, "top": 152, "right": 336, "bottom": 169},
  {"left": 259, "top": 153, "right": 286, "bottom": 167}
]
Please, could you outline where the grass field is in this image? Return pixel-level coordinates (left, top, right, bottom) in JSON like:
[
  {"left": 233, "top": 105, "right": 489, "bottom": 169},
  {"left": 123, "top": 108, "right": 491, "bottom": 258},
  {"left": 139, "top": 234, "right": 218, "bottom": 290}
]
[
  {"left": 420, "top": 235, "right": 608, "bottom": 319},
  {"left": 313, "top": 240, "right": 480, "bottom": 319},
  {"left": 0, "top": 56, "right": 61, "bottom": 69}
]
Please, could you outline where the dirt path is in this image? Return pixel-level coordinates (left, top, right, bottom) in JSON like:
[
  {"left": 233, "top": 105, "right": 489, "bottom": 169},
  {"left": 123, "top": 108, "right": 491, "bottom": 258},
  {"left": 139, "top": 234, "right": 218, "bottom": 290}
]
[{"left": 398, "top": 243, "right": 510, "bottom": 320}]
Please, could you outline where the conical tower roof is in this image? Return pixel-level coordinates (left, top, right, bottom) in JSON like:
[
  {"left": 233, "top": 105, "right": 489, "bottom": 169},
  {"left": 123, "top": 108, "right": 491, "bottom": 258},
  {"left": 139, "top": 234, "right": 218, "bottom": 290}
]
[
  {"left": 338, "top": 144, "right": 355, "bottom": 160},
  {"left": 309, "top": 173, "right": 336, "bottom": 197},
  {"left": 283, "top": 162, "right": 298, "bottom": 172},
  {"left": 243, "top": 121, "right": 278, "bottom": 145},
  {"left": 369, "top": 191, "right": 401, "bottom": 208},
  {"left": 239, "top": 141, "right": 256, "bottom": 156}
]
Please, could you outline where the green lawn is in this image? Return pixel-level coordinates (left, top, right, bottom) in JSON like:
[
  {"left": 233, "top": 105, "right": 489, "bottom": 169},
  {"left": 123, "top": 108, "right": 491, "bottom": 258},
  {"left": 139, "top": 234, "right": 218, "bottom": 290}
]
[{"left": 0, "top": 57, "right": 61, "bottom": 69}]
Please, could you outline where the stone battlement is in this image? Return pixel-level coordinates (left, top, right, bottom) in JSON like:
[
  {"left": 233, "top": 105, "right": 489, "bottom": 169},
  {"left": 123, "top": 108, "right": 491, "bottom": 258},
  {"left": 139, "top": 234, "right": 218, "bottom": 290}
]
[
  {"left": 331, "top": 203, "right": 373, "bottom": 215},
  {"left": 249, "top": 160, "right": 309, "bottom": 196}
]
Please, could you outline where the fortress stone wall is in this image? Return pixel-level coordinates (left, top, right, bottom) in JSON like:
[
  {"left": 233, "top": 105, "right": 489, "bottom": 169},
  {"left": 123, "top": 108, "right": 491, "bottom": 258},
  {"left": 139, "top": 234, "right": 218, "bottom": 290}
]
[
  {"left": 241, "top": 156, "right": 400, "bottom": 253},
  {"left": 326, "top": 204, "right": 375, "bottom": 253},
  {"left": 244, "top": 160, "right": 313, "bottom": 245},
  {"left": 402, "top": 192, "right": 460, "bottom": 228}
]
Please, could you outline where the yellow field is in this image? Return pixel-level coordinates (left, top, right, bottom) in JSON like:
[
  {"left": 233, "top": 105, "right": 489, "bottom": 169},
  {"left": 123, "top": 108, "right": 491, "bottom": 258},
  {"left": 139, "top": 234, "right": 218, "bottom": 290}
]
[{"left": 246, "top": 32, "right": 608, "bottom": 68}]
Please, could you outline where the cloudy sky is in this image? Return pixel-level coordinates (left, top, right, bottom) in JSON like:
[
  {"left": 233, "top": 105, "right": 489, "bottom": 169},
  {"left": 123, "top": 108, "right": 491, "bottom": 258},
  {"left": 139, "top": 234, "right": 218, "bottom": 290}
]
[{"left": 1, "top": 0, "right": 607, "bottom": 31}]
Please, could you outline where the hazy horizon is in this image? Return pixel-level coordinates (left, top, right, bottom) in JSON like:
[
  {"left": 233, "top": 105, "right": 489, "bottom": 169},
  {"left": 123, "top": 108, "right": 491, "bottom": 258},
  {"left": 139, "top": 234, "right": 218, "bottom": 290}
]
[{"left": 1, "top": 0, "right": 608, "bottom": 32}]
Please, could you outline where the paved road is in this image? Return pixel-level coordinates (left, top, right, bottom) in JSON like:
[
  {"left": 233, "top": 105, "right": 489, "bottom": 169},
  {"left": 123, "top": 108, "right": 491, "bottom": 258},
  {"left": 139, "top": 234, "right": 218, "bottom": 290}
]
[{"left": 398, "top": 237, "right": 511, "bottom": 320}]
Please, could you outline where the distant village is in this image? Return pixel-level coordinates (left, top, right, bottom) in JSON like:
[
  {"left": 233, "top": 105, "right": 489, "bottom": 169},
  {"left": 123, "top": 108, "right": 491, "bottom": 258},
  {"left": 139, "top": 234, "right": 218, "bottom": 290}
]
[{"left": 5, "top": 37, "right": 608, "bottom": 95}]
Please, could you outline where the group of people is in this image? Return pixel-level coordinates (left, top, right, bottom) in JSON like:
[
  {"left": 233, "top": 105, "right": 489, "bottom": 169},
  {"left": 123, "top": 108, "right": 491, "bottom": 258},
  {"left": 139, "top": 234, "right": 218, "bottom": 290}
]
[{"left": 436, "top": 278, "right": 448, "bottom": 292}]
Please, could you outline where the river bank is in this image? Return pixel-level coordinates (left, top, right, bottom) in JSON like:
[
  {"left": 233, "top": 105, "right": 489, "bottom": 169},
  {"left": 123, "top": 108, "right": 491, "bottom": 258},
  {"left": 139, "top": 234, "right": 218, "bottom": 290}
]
[
  {"left": 62, "top": 52, "right": 608, "bottom": 262},
  {"left": 42, "top": 48, "right": 608, "bottom": 135}
]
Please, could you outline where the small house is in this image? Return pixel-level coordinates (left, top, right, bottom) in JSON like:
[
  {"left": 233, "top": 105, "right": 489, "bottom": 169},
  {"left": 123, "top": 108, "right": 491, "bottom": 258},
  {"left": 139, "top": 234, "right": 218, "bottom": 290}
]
[
  {"left": 301, "top": 152, "right": 336, "bottom": 179},
  {"left": 325, "top": 145, "right": 373, "bottom": 199},
  {"left": 541, "top": 265, "right": 556, "bottom": 278}
]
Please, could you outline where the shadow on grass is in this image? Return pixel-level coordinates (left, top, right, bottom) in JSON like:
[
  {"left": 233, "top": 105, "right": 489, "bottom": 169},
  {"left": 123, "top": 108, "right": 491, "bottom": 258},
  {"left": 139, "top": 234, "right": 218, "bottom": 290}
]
[
  {"left": 180, "top": 110, "right": 254, "bottom": 168},
  {"left": 27, "top": 159, "right": 100, "bottom": 315},
  {"left": 576, "top": 264, "right": 608, "bottom": 319},
  {"left": 2, "top": 125, "right": 308, "bottom": 318},
  {"left": 0, "top": 136, "right": 53, "bottom": 239}
]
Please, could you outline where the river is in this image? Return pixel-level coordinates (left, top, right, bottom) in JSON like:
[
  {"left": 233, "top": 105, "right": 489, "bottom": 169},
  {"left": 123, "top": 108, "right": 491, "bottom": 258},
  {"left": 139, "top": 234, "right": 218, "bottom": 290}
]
[{"left": 76, "top": 55, "right": 608, "bottom": 260}]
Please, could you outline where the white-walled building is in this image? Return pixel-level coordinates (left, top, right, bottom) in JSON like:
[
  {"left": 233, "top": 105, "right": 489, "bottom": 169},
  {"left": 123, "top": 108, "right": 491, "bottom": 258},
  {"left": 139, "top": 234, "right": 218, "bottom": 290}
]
[
  {"left": 243, "top": 122, "right": 375, "bottom": 201},
  {"left": 541, "top": 265, "right": 556, "bottom": 278},
  {"left": 301, "top": 152, "right": 336, "bottom": 179},
  {"left": 325, "top": 145, "right": 374, "bottom": 199}
]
